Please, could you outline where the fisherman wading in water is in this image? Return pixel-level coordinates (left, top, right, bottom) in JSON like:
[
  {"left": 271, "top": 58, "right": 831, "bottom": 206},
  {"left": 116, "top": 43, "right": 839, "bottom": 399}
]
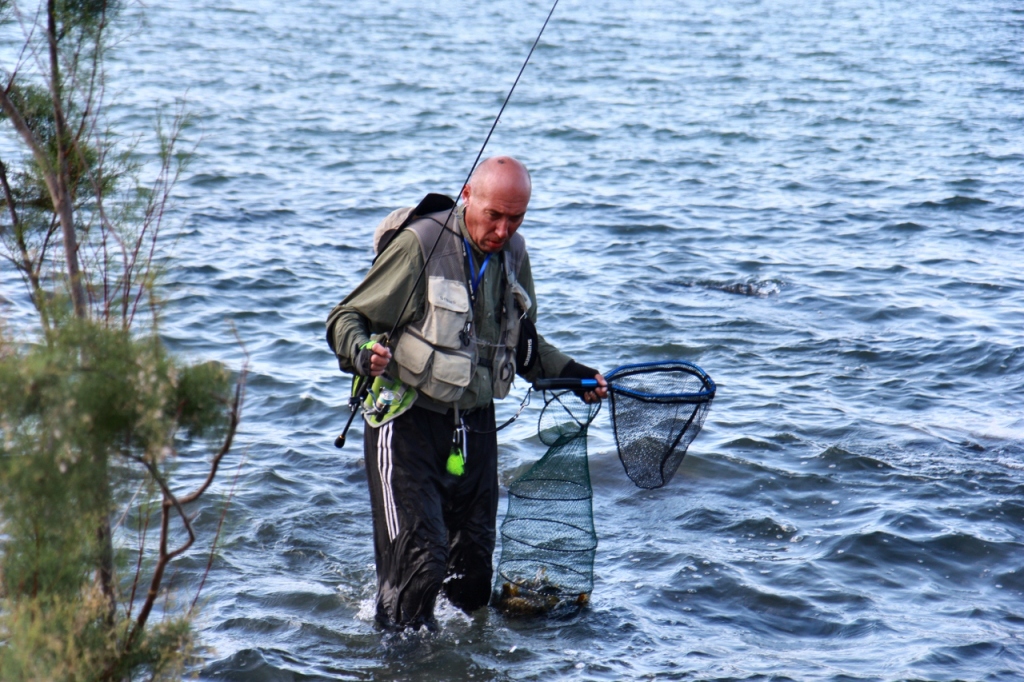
[{"left": 326, "top": 156, "right": 607, "bottom": 630}]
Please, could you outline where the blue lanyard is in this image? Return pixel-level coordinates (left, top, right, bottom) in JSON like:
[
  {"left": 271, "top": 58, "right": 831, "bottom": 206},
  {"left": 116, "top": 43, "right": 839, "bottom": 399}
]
[{"left": 463, "top": 238, "right": 492, "bottom": 297}]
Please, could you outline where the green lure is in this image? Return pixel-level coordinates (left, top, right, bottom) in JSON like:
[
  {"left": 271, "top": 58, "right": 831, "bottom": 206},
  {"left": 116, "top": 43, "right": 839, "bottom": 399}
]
[{"left": 446, "top": 447, "right": 465, "bottom": 476}]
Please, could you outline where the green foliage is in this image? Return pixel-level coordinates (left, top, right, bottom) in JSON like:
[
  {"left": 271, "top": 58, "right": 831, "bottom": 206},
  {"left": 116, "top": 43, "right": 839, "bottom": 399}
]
[
  {"left": 2, "top": 84, "right": 57, "bottom": 150},
  {"left": 1, "top": 78, "right": 114, "bottom": 322},
  {"left": 0, "top": 84, "right": 61, "bottom": 229},
  {"left": 0, "top": 3, "right": 237, "bottom": 679},
  {"left": 56, "top": 0, "right": 122, "bottom": 33},
  {"left": 0, "top": 584, "right": 192, "bottom": 681},
  {"left": 0, "top": 320, "right": 231, "bottom": 678},
  {"left": 0, "top": 81, "right": 108, "bottom": 202},
  {"left": 0, "top": 320, "right": 230, "bottom": 591},
  {"left": 174, "top": 360, "right": 232, "bottom": 439}
]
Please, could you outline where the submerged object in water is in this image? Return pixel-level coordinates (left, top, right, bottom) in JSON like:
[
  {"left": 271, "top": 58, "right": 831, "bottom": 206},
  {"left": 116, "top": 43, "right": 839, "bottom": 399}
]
[{"left": 496, "top": 572, "right": 589, "bottom": 616}]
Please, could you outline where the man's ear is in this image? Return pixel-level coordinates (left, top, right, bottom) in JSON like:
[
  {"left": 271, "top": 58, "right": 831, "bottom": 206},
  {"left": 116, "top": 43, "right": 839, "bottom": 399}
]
[{"left": 461, "top": 183, "right": 471, "bottom": 204}]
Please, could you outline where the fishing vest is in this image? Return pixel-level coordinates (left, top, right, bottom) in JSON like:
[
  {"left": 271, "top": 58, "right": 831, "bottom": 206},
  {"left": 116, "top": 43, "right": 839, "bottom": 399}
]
[{"left": 382, "top": 207, "right": 529, "bottom": 405}]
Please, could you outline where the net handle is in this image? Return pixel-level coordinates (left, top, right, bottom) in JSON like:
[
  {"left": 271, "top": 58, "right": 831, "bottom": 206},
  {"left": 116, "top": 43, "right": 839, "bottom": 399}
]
[
  {"left": 533, "top": 377, "right": 599, "bottom": 391},
  {"left": 533, "top": 361, "right": 716, "bottom": 401}
]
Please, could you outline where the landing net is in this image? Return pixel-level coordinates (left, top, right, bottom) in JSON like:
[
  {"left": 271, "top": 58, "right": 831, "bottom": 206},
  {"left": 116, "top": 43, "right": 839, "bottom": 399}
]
[{"left": 606, "top": 361, "right": 716, "bottom": 489}]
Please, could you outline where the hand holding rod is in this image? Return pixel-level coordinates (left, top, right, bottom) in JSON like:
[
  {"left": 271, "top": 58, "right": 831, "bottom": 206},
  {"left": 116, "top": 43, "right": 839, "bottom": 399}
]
[{"left": 335, "top": 335, "right": 391, "bottom": 449}]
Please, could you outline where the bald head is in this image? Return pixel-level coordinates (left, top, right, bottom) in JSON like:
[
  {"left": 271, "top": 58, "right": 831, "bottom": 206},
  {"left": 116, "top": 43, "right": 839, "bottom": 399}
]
[
  {"left": 461, "top": 156, "right": 532, "bottom": 253},
  {"left": 467, "top": 156, "right": 532, "bottom": 196}
]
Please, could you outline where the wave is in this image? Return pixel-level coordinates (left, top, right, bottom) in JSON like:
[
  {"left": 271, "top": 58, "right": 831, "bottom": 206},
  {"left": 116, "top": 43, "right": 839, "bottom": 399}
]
[{"left": 908, "top": 195, "right": 992, "bottom": 210}]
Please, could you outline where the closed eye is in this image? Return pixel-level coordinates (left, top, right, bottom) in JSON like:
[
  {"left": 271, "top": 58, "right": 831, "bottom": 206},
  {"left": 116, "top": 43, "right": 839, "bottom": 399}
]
[{"left": 484, "top": 210, "right": 526, "bottom": 223}]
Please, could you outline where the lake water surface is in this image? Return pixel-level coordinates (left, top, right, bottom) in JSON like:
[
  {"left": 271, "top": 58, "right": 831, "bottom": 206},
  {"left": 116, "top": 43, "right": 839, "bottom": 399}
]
[{"left": 12, "top": 0, "right": 1024, "bottom": 679}]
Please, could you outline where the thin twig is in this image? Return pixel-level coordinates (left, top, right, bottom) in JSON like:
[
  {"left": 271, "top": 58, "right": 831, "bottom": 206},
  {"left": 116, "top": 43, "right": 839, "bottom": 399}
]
[
  {"left": 0, "top": 157, "right": 43, "bottom": 299},
  {"left": 125, "top": 369, "right": 245, "bottom": 647},
  {"left": 123, "top": 450, "right": 194, "bottom": 649},
  {"left": 125, "top": 495, "right": 151, "bottom": 622},
  {"left": 112, "top": 476, "right": 148, "bottom": 531},
  {"left": 128, "top": 104, "right": 189, "bottom": 327},
  {"left": 178, "top": 375, "right": 245, "bottom": 506}
]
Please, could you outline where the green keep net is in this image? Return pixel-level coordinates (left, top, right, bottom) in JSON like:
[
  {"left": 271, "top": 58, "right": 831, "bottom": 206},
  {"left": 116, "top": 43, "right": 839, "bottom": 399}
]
[{"left": 493, "top": 391, "right": 600, "bottom": 615}]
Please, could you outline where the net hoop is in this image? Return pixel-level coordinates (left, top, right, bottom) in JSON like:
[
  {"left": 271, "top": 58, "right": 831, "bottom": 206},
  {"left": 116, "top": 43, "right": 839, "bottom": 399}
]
[
  {"left": 606, "top": 360, "right": 716, "bottom": 489},
  {"left": 500, "top": 518, "right": 599, "bottom": 551},
  {"left": 606, "top": 361, "right": 716, "bottom": 403}
]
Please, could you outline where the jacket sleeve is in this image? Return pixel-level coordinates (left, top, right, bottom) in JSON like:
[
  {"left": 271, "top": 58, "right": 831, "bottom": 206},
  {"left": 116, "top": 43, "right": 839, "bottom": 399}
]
[
  {"left": 325, "top": 230, "right": 426, "bottom": 374},
  {"left": 516, "top": 251, "right": 573, "bottom": 382}
]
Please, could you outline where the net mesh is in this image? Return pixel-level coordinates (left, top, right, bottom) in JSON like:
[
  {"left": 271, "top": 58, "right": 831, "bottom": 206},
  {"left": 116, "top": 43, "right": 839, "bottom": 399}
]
[
  {"left": 493, "top": 392, "right": 600, "bottom": 615},
  {"left": 606, "top": 361, "right": 716, "bottom": 489}
]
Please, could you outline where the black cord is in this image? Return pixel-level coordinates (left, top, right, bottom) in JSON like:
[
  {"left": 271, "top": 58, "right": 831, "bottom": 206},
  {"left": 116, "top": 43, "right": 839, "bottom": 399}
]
[{"left": 464, "top": 387, "right": 535, "bottom": 435}]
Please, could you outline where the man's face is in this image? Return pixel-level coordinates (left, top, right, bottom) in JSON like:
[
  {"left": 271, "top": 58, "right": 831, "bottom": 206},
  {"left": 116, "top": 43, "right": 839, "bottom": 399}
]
[{"left": 461, "top": 177, "right": 530, "bottom": 253}]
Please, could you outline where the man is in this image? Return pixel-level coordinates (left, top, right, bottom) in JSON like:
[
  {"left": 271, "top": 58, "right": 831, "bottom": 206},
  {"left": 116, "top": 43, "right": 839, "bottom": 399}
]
[{"left": 326, "top": 156, "right": 607, "bottom": 630}]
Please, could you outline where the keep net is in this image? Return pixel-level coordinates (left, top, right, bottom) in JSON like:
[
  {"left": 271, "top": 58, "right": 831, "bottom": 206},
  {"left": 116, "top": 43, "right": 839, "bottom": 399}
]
[{"left": 493, "top": 391, "right": 600, "bottom": 615}]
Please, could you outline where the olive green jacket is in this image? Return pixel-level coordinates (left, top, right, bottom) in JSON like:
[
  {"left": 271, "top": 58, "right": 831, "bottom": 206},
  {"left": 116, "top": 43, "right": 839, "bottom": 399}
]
[{"left": 326, "top": 208, "right": 572, "bottom": 412}]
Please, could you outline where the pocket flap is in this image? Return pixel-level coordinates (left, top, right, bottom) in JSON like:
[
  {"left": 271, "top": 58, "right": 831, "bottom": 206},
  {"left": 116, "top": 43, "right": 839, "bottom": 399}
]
[
  {"left": 394, "top": 332, "right": 433, "bottom": 375},
  {"left": 427, "top": 276, "right": 470, "bottom": 313},
  {"left": 431, "top": 350, "right": 473, "bottom": 387}
]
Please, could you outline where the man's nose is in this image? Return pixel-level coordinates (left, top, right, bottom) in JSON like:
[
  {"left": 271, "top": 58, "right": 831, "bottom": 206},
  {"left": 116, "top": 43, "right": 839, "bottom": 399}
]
[{"left": 494, "top": 220, "right": 509, "bottom": 238}]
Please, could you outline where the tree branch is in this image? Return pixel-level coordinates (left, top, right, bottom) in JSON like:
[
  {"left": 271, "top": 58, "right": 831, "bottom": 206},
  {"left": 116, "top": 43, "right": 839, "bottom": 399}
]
[
  {"left": 124, "top": 367, "right": 246, "bottom": 649},
  {"left": 189, "top": 454, "right": 245, "bottom": 617},
  {"left": 123, "top": 451, "right": 195, "bottom": 650},
  {"left": 0, "top": 157, "right": 40, "bottom": 291},
  {"left": 46, "top": 0, "right": 88, "bottom": 319},
  {"left": 125, "top": 496, "right": 152, "bottom": 622},
  {"left": 0, "top": 158, "right": 21, "bottom": 230},
  {"left": 0, "top": 83, "right": 57, "bottom": 188},
  {"left": 178, "top": 374, "right": 246, "bottom": 506}
]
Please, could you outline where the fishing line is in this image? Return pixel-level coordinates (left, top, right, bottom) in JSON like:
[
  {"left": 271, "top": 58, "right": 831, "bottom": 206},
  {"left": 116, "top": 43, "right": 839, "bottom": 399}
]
[
  {"left": 384, "top": 0, "right": 561, "bottom": 344},
  {"left": 336, "top": 0, "right": 561, "bottom": 448}
]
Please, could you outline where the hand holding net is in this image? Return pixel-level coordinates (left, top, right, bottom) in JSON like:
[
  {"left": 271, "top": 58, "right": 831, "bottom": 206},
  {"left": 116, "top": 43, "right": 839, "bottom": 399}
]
[{"left": 534, "top": 360, "right": 716, "bottom": 489}]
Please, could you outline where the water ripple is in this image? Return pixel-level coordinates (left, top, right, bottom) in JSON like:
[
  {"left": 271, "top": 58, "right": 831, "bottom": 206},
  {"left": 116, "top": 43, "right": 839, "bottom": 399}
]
[{"left": 18, "top": 0, "right": 1013, "bottom": 679}]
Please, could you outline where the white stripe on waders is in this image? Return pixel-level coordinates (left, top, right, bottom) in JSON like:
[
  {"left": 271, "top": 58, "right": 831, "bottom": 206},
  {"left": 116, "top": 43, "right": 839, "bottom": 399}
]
[{"left": 377, "top": 421, "right": 400, "bottom": 542}]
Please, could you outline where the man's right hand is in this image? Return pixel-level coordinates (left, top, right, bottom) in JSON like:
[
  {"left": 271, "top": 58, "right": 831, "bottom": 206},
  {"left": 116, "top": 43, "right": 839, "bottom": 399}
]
[{"left": 356, "top": 342, "right": 392, "bottom": 377}]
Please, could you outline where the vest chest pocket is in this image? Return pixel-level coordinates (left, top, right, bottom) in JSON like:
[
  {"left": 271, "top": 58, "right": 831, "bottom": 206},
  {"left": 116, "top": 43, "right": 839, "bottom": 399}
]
[
  {"left": 394, "top": 330, "right": 474, "bottom": 403},
  {"left": 393, "top": 331, "right": 433, "bottom": 375},
  {"left": 420, "top": 276, "right": 471, "bottom": 349},
  {"left": 432, "top": 349, "right": 473, "bottom": 388}
]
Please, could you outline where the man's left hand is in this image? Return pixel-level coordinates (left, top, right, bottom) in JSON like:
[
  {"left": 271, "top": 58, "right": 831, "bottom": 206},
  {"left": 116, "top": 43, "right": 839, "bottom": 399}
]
[{"left": 583, "top": 374, "right": 608, "bottom": 404}]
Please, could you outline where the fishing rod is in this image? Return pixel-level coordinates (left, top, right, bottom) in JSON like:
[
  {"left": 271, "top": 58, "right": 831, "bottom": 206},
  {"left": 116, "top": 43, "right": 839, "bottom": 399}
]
[{"left": 335, "top": 0, "right": 561, "bottom": 449}]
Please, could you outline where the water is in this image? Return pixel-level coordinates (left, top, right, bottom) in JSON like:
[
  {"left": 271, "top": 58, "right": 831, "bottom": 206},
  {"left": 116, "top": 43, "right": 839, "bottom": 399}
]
[{"left": 5, "top": 0, "right": 1024, "bottom": 679}]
